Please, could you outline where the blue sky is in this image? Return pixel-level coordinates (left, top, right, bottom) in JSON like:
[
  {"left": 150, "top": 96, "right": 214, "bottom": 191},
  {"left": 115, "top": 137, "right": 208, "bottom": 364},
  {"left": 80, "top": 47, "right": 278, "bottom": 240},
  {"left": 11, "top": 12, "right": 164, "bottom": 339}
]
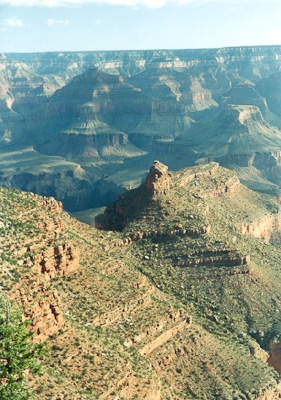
[{"left": 0, "top": 0, "right": 280, "bottom": 53}]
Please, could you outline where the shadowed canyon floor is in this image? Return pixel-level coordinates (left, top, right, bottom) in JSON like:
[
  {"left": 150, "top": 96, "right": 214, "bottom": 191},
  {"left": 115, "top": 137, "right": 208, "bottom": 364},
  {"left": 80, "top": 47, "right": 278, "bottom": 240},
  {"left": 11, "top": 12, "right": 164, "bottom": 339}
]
[{"left": 3, "top": 162, "right": 281, "bottom": 398}]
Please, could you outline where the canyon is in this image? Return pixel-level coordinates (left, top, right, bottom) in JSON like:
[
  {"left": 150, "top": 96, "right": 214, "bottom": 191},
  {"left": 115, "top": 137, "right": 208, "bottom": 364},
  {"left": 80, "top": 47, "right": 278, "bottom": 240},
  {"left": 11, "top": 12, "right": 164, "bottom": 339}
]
[
  {"left": 2, "top": 45, "right": 281, "bottom": 399},
  {"left": 1, "top": 46, "right": 281, "bottom": 214}
]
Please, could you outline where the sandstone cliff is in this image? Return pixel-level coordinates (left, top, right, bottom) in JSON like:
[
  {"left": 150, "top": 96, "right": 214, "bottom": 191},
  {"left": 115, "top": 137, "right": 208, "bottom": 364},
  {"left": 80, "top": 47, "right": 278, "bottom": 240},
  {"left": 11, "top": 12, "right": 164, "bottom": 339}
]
[{"left": 2, "top": 193, "right": 80, "bottom": 341}]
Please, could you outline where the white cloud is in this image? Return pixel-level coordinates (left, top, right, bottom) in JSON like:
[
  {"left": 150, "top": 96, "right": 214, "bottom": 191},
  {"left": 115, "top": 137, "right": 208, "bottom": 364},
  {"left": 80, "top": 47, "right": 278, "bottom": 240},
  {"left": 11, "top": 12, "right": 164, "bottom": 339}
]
[
  {"left": 96, "top": 18, "right": 101, "bottom": 24},
  {"left": 0, "top": 0, "right": 193, "bottom": 7},
  {"left": 47, "top": 18, "right": 70, "bottom": 25},
  {"left": 1, "top": 17, "right": 23, "bottom": 26},
  {"left": 0, "top": 0, "right": 280, "bottom": 7}
]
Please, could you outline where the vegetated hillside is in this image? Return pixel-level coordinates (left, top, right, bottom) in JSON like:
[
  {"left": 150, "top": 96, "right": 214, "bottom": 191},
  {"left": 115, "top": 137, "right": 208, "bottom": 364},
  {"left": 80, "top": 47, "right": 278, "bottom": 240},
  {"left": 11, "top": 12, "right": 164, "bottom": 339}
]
[
  {"left": 1, "top": 46, "right": 281, "bottom": 212},
  {"left": 4, "top": 161, "right": 281, "bottom": 399}
]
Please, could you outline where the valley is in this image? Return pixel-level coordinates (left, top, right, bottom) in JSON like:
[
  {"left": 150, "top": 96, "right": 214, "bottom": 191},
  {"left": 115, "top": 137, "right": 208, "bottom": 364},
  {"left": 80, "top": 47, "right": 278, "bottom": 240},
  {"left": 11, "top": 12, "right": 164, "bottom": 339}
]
[
  {"left": 1, "top": 46, "right": 281, "bottom": 214},
  {"left": 2, "top": 45, "right": 281, "bottom": 399}
]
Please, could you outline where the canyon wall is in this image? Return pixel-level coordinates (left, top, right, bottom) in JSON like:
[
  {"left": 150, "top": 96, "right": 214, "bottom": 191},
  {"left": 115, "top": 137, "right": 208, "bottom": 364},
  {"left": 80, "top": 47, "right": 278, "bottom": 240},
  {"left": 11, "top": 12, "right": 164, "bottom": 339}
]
[
  {"left": 239, "top": 212, "right": 281, "bottom": 244},
  {"left": 1, "top": 46, "right": 281, "bottom": 211}
]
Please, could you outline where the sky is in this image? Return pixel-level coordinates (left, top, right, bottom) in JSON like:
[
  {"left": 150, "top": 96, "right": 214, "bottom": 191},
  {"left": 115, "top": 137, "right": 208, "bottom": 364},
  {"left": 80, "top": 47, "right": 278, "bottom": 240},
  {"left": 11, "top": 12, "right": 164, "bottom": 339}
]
[{"left": 0, "top": 0, "right": 281, "bottom": 53}]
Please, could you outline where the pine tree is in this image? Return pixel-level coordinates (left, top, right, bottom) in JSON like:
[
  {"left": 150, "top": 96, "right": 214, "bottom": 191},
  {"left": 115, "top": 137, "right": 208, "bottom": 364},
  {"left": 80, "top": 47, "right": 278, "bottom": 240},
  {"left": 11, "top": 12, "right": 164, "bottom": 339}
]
[{"left": 0, "top": 294, "right": 46, "bottom": 400}]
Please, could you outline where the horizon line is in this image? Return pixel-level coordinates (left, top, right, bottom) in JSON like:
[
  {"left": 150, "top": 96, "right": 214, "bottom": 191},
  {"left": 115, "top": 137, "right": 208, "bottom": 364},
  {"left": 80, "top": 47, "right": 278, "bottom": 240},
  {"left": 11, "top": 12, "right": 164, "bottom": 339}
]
[{"left": 2, "top": 43, "right": 281, "bottom": 55}]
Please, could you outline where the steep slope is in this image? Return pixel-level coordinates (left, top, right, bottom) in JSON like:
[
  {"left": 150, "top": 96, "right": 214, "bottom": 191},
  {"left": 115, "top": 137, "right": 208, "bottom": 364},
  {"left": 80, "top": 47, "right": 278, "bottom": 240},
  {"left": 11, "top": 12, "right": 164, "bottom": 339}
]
[
  {"left": 176, "top": 105, "right": 281, "bottom": 157},
  {"left": 98, "top": 161, "right": 281, "bottom": 397},
  {"left": 4, "top": 161, "right": 281, "bottom": 398},
  {"left": 257, "top": 72, "right": 281, "bottom": 120},
  {"left": 173, "top": 104, "right": 281, "bottom": 194},
  {"left": 28, "top": 67, "right": 147, "bottom": 159},
  {"left": 1, "top": 186, "right": 177, "bottom": 399}
]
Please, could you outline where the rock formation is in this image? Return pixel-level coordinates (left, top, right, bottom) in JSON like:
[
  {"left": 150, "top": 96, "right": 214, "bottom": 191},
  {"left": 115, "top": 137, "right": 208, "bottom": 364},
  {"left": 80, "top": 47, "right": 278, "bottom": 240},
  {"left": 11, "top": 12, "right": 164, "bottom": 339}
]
[
  {"left": 145, "top": 160, "right": 173, "bottom": 194},
  {"left": 32, "top": 243, "right": 79, "bottom": 280},
  {"left": 239, "top": 213, "right": 281, "bottom": 243},
  {"left": 268, "top": 343, "right": 281, "bottom": 375},
  {"left": 2, "top": 190, "right": 80, "bottom": 341},
  {"left": 1, "top": 46, "right": 281, "bottom": 212},
  {"left": 4, "top": 149, "right": 281, "bottom": 397}
]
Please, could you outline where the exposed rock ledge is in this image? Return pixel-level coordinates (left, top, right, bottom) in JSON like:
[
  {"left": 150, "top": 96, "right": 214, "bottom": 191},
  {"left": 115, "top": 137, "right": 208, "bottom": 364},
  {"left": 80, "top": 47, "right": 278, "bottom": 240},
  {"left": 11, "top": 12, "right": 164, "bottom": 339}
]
[
  {"left": 178, "top": 251, "right": 250, "bottom": 268},
  {"left": 268, "top": 342, "right": 281, "bottom": 375},
  {"left": 145, "top": 160, "right": 173, "bottom": 195},
  {"left": 176, "top": 161, "right": 219, "bottom": 187},
  {"left": 9, "top": 190, "right": 80, "bottom": 341},
  {"left": 239, "top": 213, "right": 281, "bottom": 243},
  {"left": 124, "top": 309, "right": 191, "bottom": 352},
  {"left": 175, "top": 161, "right": 241, "bottom": 199},
  {"left": 11, "top": 241, "right": 80, "bottom": 341},
  {"left": 139, "top": 319, "right": 190, "bottom": 357},
  {"left": 31, "top": 243, "right": 80, "bottom": 280},
  {"left": 256, "top": 383, "right": 281, "bottom": 400}
]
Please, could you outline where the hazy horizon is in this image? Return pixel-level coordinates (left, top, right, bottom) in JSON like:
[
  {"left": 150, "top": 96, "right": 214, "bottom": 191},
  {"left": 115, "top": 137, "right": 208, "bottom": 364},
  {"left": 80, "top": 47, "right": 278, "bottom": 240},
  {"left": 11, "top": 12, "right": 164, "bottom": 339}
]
[
  {"left": 2, "top": 43, "right": 281, "bottom": 55},
  {"left": 0, "top": 0, "right": 281, "bottom": 53}
]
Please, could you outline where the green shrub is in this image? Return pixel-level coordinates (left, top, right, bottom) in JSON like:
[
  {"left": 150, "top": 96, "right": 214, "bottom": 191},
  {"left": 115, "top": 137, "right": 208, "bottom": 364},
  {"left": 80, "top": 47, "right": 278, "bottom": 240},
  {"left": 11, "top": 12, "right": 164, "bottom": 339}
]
[{"left": 0, "top": 295, "right": 46, "bottom": 400}]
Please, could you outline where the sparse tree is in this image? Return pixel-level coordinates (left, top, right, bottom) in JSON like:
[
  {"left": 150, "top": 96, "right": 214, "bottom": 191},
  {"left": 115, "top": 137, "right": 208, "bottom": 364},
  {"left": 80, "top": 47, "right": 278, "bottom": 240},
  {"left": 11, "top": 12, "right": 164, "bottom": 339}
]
[{"left": 0, "top": 293, "right": 46, "bottom": 400}]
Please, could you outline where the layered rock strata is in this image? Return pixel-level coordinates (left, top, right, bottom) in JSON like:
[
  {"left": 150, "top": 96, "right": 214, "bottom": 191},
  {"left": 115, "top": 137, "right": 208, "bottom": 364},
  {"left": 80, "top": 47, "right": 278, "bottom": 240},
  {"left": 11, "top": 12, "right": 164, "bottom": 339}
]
[
  {"left": 2, "top": 47, "right": 281, "bottom": 211},
  {"left": 6, "top": 194, "right": 80, "bottom": 341},
  {"left": 239, "top": 213, "right": 281, "bottom": 243}
]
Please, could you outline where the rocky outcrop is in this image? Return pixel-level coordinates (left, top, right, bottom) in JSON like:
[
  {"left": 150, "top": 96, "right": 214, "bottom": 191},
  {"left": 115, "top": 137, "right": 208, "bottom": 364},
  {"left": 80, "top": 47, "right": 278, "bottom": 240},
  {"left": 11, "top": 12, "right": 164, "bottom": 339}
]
[
  {"left": 10, "top": 277, "right": 63, "bottom": 341},
  {"left": 145, "top": 160, "right": 173, "bottom": 195},
  {"left": 4, "top": 189, "right": 81, "bottom": 341},
  {"left": 125, "top": 309, "right": 191, "bottom": 351},
  {"left": 31, "top": 243, "right": 80, "bottom": 280},
  {"left": 10, "top": 241, "right": 80, "bottom": 341},
  {"left": 100, "top": 223, "right": 211, "bottom": 249},
  {"left": 96, "top": 162, "right": 217, "bottom": 234},
  {"left": 178, "top": 251, "right": 250, "bottom": 268},
  {"left": 127, "top": 224, "right": 211, "bottom": 242},
  {"left": 22, "top": 240, "right": 79, "bottom": 339},
  {"left": 25, "top": 289, "right": 64, "bottom": 339},
  {"left": 176, "top": 162, "right": 219, "bottom": 186},
  {"left": 239, "top": 213, "right": 281, "bottom": 243},
  {"left": 97, "top": 162, "right": 241, "bottom": 236},
  {"left": 41, "top": 196, "right": 63, "bottom": 213},
  {"left": 195, "top": 174, "right": 240, "bottom": 199},
  {"left": 175, "top": 162, "right": 241, "bottom": 199},
  {"left": 268, "top": 342, "right": 281, "bottom": 375},
  {"left": 139, "top": 320, "right": 188, "bottom": 357}
]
